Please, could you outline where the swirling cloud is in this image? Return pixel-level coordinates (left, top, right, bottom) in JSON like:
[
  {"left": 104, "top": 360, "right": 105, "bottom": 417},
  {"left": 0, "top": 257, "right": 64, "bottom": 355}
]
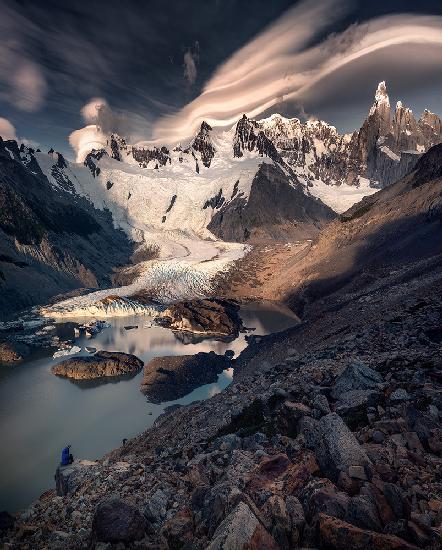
[
  {"left": 149, "top": 1, "right": 442, "bottom": 145},
  {"left": 0, "top": 117, "right": 17, "bottom": 141}
]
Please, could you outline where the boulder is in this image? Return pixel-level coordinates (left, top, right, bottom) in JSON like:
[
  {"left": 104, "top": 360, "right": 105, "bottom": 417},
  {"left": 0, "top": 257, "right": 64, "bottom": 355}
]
[
  {"left": 207, "top": 501, "right": 279, "bottom": 550},
  {"left": 55, "top": 460, "right": 98, "bottom": 496},
  {"left": 301, "top": 479, "right": 349, "bottom": 522},
  {"left": 159, "top": 298, "right": 242, "bottom": 337},
  {"left": 314, "top": 413, "right": 371, "bottom": 482},
  {"left": 335, "top": 390, "right": 381, "bottom": 429},
  {"left": 52, "top": 351, "right": 143, "bottom": 380},
  {"left": 140, "top": 351, "right": 231, "bottom": 403},
  {"left": 331, "top": 362, "right": 383, "bottom": 400},
  {"left": 276, "top": 401, "right": 312, "bottom": 437},
  {"left": 92, "top": 495, "right": 147, "bottom": 543},
  {"left": 345, "top": 495, "right": 382, "bottom": 531},
  {"left": 318, "top": 513, "right": 418, "bottom": 549}
]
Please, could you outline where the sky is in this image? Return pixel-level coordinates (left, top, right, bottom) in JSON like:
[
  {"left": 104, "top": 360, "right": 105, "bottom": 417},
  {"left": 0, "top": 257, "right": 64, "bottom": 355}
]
[{"left": 1, "top": 0, "right": 442, "bottom": 159}]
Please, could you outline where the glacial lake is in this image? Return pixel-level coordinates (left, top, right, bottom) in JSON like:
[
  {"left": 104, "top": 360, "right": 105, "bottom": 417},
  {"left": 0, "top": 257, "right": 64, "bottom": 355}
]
[{"left": 0, "top": 302, "right": 299, "bottom": 513}]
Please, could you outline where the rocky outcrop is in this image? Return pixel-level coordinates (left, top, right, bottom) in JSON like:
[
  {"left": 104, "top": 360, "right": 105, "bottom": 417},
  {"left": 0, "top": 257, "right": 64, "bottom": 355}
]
[
  {"left": 140, "top": 351, "right": 231, "bottom": 402},
  {"left": 191, "top": 121, "right": 216, "bottom": 168},
  {"left": 159, "top": 298, "right": 242, "bottom": 337},
  {"left": 208, "top": 162, "right": 335, "bottom": 242},
  {"left": 131, "top": 145, "right": 171, "bottom": 168},
  {"left": 52, "top": 351, "right": 143, "bottom": 380}
]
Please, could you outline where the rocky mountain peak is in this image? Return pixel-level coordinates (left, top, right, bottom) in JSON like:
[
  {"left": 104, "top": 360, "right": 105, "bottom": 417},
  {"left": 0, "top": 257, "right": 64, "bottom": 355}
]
[
  {"left": 368, "top": 80, "right": 391, "bottom": 136},
  {"left": 191, "top": 121, "right": 216, "bottom": 168}
]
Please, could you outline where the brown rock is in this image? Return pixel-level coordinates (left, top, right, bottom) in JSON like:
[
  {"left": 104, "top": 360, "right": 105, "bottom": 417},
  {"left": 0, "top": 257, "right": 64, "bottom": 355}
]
[
  {"left": 318, "top": 513, "right": 419, "bottom": 549},
  {"left": 52, "top": 351, "right": 143, "bottom": 380},
  {"left": 207, "top": 501, "right": 279, "bottom": 550},
  {"left": 160, "top": 298, "right": 242, "bottom": 337},
  {"left": 0, "top": 341, "right": 25, "bottom": 364}
]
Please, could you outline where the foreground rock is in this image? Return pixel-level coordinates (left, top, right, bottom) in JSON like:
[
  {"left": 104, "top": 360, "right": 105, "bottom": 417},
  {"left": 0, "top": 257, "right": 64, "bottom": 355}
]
[
  {"left": 92, "top": 496, "right": 147, "bottom": 544},
  {"left": 207, "top": 501, "right": 279, "bottom": 549},
  {"left": 140, "top": 351, "right": 231, "bottom": 403},
  {"left": 158, "top": 298, "right": 242, "bottom": 338},
  {"left": 52, "top": 351, "right": 143, "bottom": 380}
]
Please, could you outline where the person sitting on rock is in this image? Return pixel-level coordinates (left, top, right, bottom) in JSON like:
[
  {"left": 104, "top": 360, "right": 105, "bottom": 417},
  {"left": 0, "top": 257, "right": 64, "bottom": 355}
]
[{"left": 61, "top": 445, "right": 73, "bottom": 466}]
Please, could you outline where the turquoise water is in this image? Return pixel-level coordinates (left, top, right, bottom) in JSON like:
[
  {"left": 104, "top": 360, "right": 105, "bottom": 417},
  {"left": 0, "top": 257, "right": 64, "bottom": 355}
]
[{"left": 0, "top": 302, "right": 298, "bottom": 512}]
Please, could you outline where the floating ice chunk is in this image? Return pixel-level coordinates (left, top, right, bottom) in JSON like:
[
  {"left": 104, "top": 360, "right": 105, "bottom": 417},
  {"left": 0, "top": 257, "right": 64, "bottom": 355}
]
[{"left": 53, "top": 346, "right": 82, "bottom": 359}]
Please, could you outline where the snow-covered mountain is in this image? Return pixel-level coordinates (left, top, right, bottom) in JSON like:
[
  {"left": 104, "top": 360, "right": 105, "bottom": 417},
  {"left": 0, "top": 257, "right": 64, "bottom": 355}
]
[
  {"left": 74, "top": 81, "right": 442, "bottom": 217},
  {"left": 1, "top": 80, "right": 441, "bottom": 317}
]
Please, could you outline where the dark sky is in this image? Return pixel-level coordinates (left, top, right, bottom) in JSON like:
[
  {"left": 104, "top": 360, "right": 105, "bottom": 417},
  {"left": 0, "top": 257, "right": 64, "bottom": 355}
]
[{"left": 1, "top": 0, "right": 442, "bottom": 157}]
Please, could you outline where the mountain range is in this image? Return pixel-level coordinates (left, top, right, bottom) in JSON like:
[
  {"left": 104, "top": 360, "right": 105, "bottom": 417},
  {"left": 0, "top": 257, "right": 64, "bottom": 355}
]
[{"left": 0, "top": 81, "right": 441, "bottom": 319}]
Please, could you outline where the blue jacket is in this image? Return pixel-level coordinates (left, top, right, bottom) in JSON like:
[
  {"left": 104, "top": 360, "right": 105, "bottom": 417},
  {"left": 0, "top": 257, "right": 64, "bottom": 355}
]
[{"left": 61, "top": 447, "right": 70, "bottom": 466}]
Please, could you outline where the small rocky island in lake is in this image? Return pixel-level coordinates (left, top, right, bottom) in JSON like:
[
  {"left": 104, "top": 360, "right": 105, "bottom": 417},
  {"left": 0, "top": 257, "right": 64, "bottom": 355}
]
[
  {"left": 140, "top": 351, "right": 231, "bottom": 403},
  {"left": 52, "top": 351, "right": 144, "bottom": 380},
  {"left": 156, "top": 298, "right": 242, "bottom": 338}
]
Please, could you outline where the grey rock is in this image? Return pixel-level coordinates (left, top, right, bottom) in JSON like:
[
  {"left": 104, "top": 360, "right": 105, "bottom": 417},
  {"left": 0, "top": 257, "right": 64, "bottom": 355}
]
[
  {"left": 383, "top": 483, "right": 408, "bottom": 520},
  {"left": 92, "top": 496, "right": 146, "bottom": 543},
  {"left": 331, "top": 362, "right": 383, "bottom": 400},
  {"left": 345, "top": 495, "right": 382, "bottom": 531},
  {"left": 298, "top": 416, "right": 320, "bottom": 450},
  {"left": 312, "top": 394, "right": 331, "bottom": 416},
  {"left": 314, "top": 413, "right": 370, "bottom": 482},
  {"left": 390, "top": 388, "right": 411, "bottom": 402},
  {"left": 206, "top": 501, "right": 278, "bottom": 550},
  {"left": 372, "top": 430, "right": 385, "bottom": 443},
  {"left": 55, "top": 460, "right": 98, "bottom": 496},
  {"left": 144, "top": 488, "right": 169, "bottom": 524}
]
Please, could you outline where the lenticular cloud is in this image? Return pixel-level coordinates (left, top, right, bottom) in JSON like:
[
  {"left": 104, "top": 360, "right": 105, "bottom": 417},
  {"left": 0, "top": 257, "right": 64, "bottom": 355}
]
[{"left": 150, "top": 0, "right": 442, "bottom": 145}]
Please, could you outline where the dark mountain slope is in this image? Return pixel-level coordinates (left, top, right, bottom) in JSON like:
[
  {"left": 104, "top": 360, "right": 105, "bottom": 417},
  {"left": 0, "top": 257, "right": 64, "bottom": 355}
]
[
  {"left": 207, "top": 162, "right": 336, "bottom": 242},
  {"left": 0, "top": 138, "right": 132, "bottom": 320},
  {"left": 284, "top": 143, "right": 442, "bottom": 314}
]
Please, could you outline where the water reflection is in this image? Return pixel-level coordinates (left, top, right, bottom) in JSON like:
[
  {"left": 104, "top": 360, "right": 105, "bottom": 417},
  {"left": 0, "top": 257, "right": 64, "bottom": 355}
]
[{"left": 0, "top": 301, "right": 298, "bottom": 512}]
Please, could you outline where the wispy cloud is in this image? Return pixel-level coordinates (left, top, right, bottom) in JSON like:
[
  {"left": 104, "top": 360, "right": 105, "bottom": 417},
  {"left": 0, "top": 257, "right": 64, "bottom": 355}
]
[
  {"left": 0, "top": 3, "right": 47, "bottom": 111},
  {"left": 183, "top": 41, "right": 199, "bottom": 85}
]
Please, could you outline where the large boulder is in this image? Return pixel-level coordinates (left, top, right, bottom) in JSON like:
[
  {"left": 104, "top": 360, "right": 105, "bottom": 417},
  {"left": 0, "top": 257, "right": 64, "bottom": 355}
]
[
  {"left": 159, "top": 298, "right": 242, "bottom": 338},
  {"left": 92, "top": 495, "right": 146, "bottom": 543},
  {"left": 55, "top": 460, "right": 98, "bottom": 496},
  {"left": 140, "top": 351, "right": 231, "bottom": 403},
  {"left": 207, "top": 501, "right": 279, "bottom": 550},
  {"left": 331, "top": 362, "right": 383, "bottom": 400},
  {"left": 314, "top": 413, "right": 371, "bottom": 482},
  {"left": 51, "top": 351, "right": 143, "bottom": 380}
]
